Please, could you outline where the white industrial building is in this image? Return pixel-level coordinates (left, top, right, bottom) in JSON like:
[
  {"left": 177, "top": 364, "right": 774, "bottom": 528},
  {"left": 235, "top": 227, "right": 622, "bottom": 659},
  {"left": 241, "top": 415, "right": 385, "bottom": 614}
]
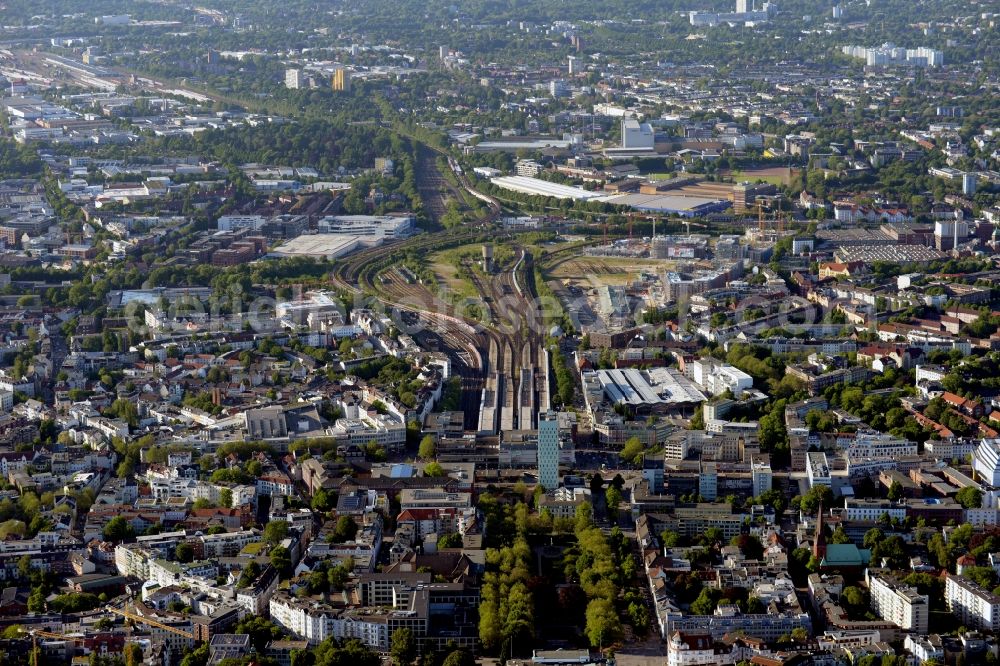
[
  {"left": 621, "top": 118, "right": 655, "bottom": 150},
  {"left": 490, "top": 175, "right": 608, "bottom": 201},
  {"left": 270, "top": 214, "right": 415, "bottom": 260},
  {"left": 316, "top": 214, "right": 414, "bottom": 241},
  {"left": 217, "top": 215, "right": 266, "bottom": 231},
  {"left": 583, "top": 368, "right": 707, "bottom": 413},
  {"left": 690, "top": 359, "right": 753, "bottom": 397}
]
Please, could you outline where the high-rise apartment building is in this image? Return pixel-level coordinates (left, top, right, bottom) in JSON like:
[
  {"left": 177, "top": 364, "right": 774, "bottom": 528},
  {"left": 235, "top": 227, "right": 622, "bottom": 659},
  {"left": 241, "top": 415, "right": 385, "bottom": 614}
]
[
  {"left": 537, "top": 411, "right": 560, "bottom": 490},
  {"left": 285, "top": 69, "right": 303, "bottom": 90},
  {"left": 945, "top": 574, "right": 1000, "bottom": 631},
  {"left": 868, "top": 573, "right": 929, "bottom": 634}
]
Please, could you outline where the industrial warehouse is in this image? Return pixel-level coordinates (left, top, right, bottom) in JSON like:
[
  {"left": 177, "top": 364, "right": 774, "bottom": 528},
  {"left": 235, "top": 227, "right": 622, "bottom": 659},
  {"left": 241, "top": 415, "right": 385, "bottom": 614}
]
[{"left": 490, "top": 174, "right": 734, "bottom": 216}]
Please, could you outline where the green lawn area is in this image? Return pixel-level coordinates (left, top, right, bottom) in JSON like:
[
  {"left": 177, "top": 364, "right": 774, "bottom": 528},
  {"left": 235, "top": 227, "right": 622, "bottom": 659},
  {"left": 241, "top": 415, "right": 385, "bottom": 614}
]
[
  {"left": 429, "top": 244, "right": 483, "bottom": 301},
  {"left": 728, "top": 169, "right": 789, "bottom": 185},
  {"left": 241, "top": 542, "right": 266, "bottom": 556}
]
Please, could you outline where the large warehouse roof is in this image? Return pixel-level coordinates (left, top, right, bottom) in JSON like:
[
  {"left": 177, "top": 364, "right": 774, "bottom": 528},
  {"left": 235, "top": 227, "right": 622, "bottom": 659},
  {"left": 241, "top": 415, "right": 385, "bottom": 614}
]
[
  {"left": 593, "top": 368, "right": 706, "bottom": 406},
  {"left": 490, "top": 176, "right": 729, "bottom": 216},
  {"left": 604, "top": 192, "right": 729, "bottom": 216},
  {"left": 490, "top": 176, "right": 609, "bottom": 201},
  {"left": 269, "top": 234, "right": 366, "bottom": 259}
]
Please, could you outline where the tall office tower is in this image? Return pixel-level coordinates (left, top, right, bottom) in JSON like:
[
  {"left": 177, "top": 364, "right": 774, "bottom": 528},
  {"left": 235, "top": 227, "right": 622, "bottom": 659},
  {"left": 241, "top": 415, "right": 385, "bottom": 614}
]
[
  {"left": 537, "top": 411, "right": 560, "bottom": 490},
  {"left": 331, "top": 67, "right": 351, "bottom": 92},
  {"left": 568, "top": 56, "right": 577, "bottom": 75},
  {"left": 963, "top": 173, "right": 977, "bottom": 195},
  {"left": 736, "top": 0, "right": 750, "bottom": 12}
]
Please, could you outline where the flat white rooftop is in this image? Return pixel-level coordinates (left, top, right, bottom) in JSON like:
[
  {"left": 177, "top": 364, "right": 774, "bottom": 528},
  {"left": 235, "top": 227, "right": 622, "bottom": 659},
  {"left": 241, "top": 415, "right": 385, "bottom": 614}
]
[
  {"left": 491, "top": 175, "right": 609, "bottom": 201},
  {"left": 269, "top": 234, "right": 371, "bottom": 259},
  {"left": 605, "top": 192, "right": 726, "bottom": 212},
  {"left": 594, "top": 367, "right": 706, "bottom": 406}
]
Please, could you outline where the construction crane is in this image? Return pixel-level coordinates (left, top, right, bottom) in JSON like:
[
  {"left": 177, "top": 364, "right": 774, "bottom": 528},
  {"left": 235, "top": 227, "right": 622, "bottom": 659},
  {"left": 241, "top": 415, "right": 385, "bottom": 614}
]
[
  {"left": 107, "top": 606, "right": 196, "bottom": 640},
  {"left": 19, "top": 628, "right": 84, "bottom": 662}
]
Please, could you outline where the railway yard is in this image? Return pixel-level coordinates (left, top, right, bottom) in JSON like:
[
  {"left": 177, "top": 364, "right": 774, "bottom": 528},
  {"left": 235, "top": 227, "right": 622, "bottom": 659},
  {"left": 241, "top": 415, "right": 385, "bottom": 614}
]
[
  {"left": 331, "top": 234, "right": 554, "bottom": 436},
  {"left": 328, "top": 142, "right": 566, "bottom": 436}
]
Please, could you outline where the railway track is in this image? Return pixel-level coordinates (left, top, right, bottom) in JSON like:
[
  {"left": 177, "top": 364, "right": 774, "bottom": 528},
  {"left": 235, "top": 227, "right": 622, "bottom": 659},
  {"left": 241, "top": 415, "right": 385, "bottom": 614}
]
[
  {"left": 327, "top": 137, "right": 587, "bottom": 434},
  {"left": 416, "top": 144, "right": 454, "bottom": 223}
]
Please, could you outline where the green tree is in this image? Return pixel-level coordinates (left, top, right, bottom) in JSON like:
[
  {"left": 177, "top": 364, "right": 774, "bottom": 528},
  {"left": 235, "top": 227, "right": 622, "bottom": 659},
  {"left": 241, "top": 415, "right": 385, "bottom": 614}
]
[
  {"left": 179, "top": 644, "right": 209, "bottom": 666},
  {"left": 691, "top": 587, "right": 723, "bottom": 615},
  {"left": 700, "top": 527, "right": 725, "bottom": 547},
  {"left": 16, "top": 554, "right": 33, "bottom": 580},
  {"left": 311, "top": 488, "right": 333, "bottom": 512},
  {"left": 263, "top": 520, "right": 289, "bottom": 545},
  {"left": 928, "top": 532, "right": 950, "bottom": 568},
  {"left": 234, "top": 616, "right": 284, "bottom": 653},
  {"left": 830, "top": 525, "right": 851, "bottom": 544},
  {"left": 585, "top": 598, "right": 622, "bottom": 648},
  {"left": 575, "top": 502, "right": 594, "bottom": 532},
  {"left": 0, "top": 520, "right": 26, "bottom": 539},
  {"left": 863, "top": 528, "right": 884, "bottom": 549},
  {"left": 441, "top": 650, "right": 476, "bottom": 666},
  {"left": 956, "top": 486, "right": 984, "bottom": 509},
  {"left": 841, "top": 586, "right": 867, "bottom": 617},
  {"left": 1, "top": 625, "right": 24, "bottom": 640},
  {"left": 175, "top": 542, "right": 195, "bottom": 563},
  {"left": 49, "top": 593, "right": 101, "bottom": 613},
  {"left": 962, "top": 566, "right": 998, "bottom": 590},
  {"left": 390, "top": 627, "right": 417, "bottom": 666},
  {"left": 620, "top": 437, "right": 644, "bottom": 465},
  {"left": 437, "top": 532, "right": 464, "bottom": 549},
  {"left": 331, "top": 515, "right": 359, "bottom": 542},
  {"left": 730, "top": 534, "right": 764, "bottom": 560},
  {"left": 870, "top": 535, "right": 908, "bottom": 570},
  {"left": 270, "top": 545, "right": 293, "bottom": 579},
  {"left": 605, "top": 486, "right": 623, "bottom": 517},
  {"left": 418, "top": 435, "right": 436, "bottom": 460},
  {"left": 103, "top": 515, "right": 135, "bottom": 542},
  {"left": 28, "top": 587, "right": 45, "bottom": 613},
  {"left": 424, "top": 462, "right": 446, "bottom": 477},
  {"left": 661, "top": 529, "right": 684, "bottom": 548},
  {"left": 798, "top": 485, "right": 833, "bottom": 515},
  {"left": 124, "top": 644, "right": 143, "bottom": 666}
]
